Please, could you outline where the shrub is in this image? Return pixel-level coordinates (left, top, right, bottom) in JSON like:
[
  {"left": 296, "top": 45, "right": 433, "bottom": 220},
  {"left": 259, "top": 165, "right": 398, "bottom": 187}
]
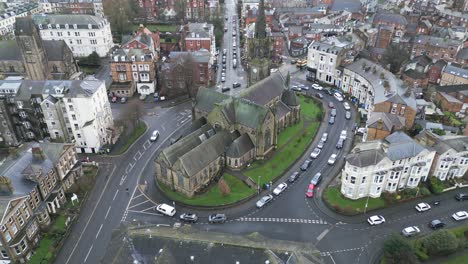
[
  {"left": 421, "top": 230, "right": 458, "bottom": 256},
  {"left": 218, "top": 179, "right": 230, "bottom": 196},
  {"left": 428, "top": 177, "right": 444, "bottom": 194},
  {"left": 419, "top": 187, "right": 431, "bottom": 196},
  {"left": 399, "top": 188, "right": 418, "bottom": 199},
  {"left": 382, "top": 192, "right": 397, "bottom": 205},
  {"left": 383, "top": 234, "right": 418, "bottom": 264}
]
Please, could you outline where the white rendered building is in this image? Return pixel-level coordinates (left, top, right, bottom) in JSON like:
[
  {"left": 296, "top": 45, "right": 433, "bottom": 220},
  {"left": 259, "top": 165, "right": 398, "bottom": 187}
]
[
  {"left": 341, "top": 132, "right": 436, "bottom": 199},
  {"left": 306, "top": 40, "right": 345, "bottom": 86},
  {"left": 0, "top": 2, "right": 40, "bottom": 36},
  {"left": 32, "top": 14, "right": 113, "bottom": 57}
]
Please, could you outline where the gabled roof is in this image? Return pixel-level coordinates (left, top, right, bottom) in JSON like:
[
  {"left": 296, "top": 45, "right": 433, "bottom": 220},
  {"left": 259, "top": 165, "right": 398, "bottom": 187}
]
[
  {"left": 218, "top": 97, "right": 270, "bottom": 129},
  {"left": 43, "top": 40, "right": 68, "bottom": 61},
  {"left": 384, "top": 132, "right": 426, "bottom": 161},
  {"left": 226, "top": 133, "right": 255, "bottom": 158},
  {"left": 240, "top": 72, "right": 286, "bottom": 106},
  {"left": 194, "top": 88, "right": 230, "bottom": 113},
  {"left": 367, "top": 112, "right": 405, "bottom": 131},
  {"left": 347, "top": 148, "right": 387, "bottom": 168},
  {"left": 433, "top": 136, "right": 468, "bottom": 154}
]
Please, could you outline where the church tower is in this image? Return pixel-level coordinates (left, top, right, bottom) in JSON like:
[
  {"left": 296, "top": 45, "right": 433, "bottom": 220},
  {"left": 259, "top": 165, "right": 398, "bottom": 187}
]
[
  {"left": 247, "top": 0, "right": 271, "bottom": 86},
  {"left": 15, "top": 17, "right": 49, "bottom": 80}
]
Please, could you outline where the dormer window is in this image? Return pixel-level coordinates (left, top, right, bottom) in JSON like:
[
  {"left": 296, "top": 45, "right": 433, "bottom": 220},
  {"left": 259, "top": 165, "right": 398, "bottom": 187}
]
[
  {"left": 47, "top": 24, "right": 52, "bottom": 29},
  {"left": 73, "top": 24, "right": 77, "bottom": 29},
  {"left": 38, "top": 24, "right": 43, "bottom": 29},
  {"left": 88, "top": 24, "right": 92, "bottom": 29},
  {"left": 56, "top": 24, "right": 60, "bottom": 29}
]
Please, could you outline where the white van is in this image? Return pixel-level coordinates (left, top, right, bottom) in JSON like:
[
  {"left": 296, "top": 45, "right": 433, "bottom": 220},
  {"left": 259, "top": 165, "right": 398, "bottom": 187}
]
[
  {"left": 156, "top": 203, "right": 176, "bottom": 216},
  {"left": 334, "top": 92, "right": 344, "bottom": 102}
]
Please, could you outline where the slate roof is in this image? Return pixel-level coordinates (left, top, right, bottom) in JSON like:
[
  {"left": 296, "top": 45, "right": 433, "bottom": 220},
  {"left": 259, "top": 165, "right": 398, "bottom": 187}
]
[
  {"left": 347, "top": 148, "right": 387, "bottom": 167},
  {"left": 281, "top": 89, "right": 299, "bottom": 106},
  {"left": 433, "top": 136, "right": 468, "bottom": 154},
  {"left": 0, "top": 39, "right": 68, "bottom": 62},
  {"left": 43, "top": 40, "right": 68, "bottom": 61},
  {"left": 308, "top": 41, "right": 343, "bottom": 55},
  {"left": 404, "top": 69, "right": 427, "bottom": 79},
  {"left": 219, "top": 98, "right": 269, "bottom": 129},
  {"left": 373, "top": 13, "right": 408, "bottom": 26},
  {"left": 412, "top": 35, "right": 461, "bottom": 49},
  {"left": 169, "top": 50, "right": 211, "bottom": 63},
  {"left": 186, "top": 23, "right": 213, "bottom": 39},
  {"left": 435, "top": 84, "right": 468, "bottom": 93},
  {"left": 15, "top": 17, "right": 37, "bottom": 35},
  {"left": 438, "top": 92, "right": 462, "bottom": 103},
  {"left": 456, "top": 48, "right": 468, "bottom": 60},
  {"left": 226, "top": 133, "right": 255, "bottom": 158},
  {"left": 241, "top": 72, "right": 287, "bottom": 106},
  {"left": 121, "top": 33, "right": 152, "bottom": 47},
  {"left": 0, "top": 40, "right": 22, "bottom": 61},
  {"left": 331, "top": 0, "right": 362, "bottom": 13},
  {"left": 367, "top": 112, "right": 405, "bottom": 131},
  {"left": 443, "top": 64, "right": 468, "bottom": 79},
  {"left": 276, "top": 101, "right": 291, "bottom": 120},
  {"left": 384, "top": 132, "right": 426, "bottom": 161},
  {"left": 194, "top": 88, "right": 230, "bottom": 113},
  {"left": 32, "top": 14, "right": 108, "bottom": 29}
]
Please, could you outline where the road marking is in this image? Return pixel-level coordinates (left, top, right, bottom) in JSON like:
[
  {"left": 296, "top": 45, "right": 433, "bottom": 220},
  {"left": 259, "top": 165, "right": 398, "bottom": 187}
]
[
  {"left": 95, "top": 224, "right": 103, "bottom": 239},
  {"left": 112, "top": 189, "right": 119, "bottom": 201},
  {"left": 128, "top": 199, "right": 151, "bottom": 209},
  {"left": 119, "top": 175, "right": 127, "bottom": 186},
  {"left": 161, "top": 125, "right": 166, "bottom": 131},
  {"left": 105, "top": 207, "right": 111, "bottom": 219},
  {"left": 125, "top": 163, "right": 134, "bottom": 174},
  {"left": 316, "top": 228, "right": 330, "bottom": 241},
  {"left": 134, "top": 151, "right": 143, "bottom": 161},
  {"left": 329, "top": 254, "right": 337, "bottom": 264},
  {"left": 132, "top": 193, "right": 143, "bottom": 200},
  {"left": 143, "top": 140, "right": 151, "bottom": 150},
  {"left": 141, "top": 205, "right": 157, "bottom": 212},
  {"left": 127, "top": 209, "right": 163, "bottom": 216},
  {"left": 84, "top": 244, "right": 93, "bottom": 263}
]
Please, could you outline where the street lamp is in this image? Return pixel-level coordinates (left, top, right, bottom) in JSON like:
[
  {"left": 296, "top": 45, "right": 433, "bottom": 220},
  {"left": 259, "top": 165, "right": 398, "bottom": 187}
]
[
  {"left": 257, "top": 175, "right": 261, "bottom": 194},
  {"left": 363, "top": 195, "right": 370, "bottom": 214}
]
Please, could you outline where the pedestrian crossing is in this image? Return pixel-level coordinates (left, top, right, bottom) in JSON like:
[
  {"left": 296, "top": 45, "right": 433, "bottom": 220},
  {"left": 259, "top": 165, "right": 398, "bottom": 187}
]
[{"left": 237, "top": 217, "right": 327, "bottom": 224}]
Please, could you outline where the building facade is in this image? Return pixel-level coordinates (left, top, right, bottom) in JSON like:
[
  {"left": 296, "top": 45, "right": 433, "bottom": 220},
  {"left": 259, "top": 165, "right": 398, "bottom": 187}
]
[
  {"left": 0, "top": 2, "right": 40, "bottom": 36},
  {"left": 183, "top": 23, "right": 216, "bottom": 61},
  {"left": 32, "top": 14, "right": 113, "bottom": 57},
  {"left": 306, "top": 41, "right": 345, "bottom": 86},
  {"left": 38, "top": 0, "right": 104, "bottom": 17},
  {"left": 411, "top": 35, "right": 462, "bottom": 63},
  {"left": 440, "top": 64, "right": 468, "bottom": 86},
  {"left": 341, "top": 132, "right": 436, "bottom": 200}
]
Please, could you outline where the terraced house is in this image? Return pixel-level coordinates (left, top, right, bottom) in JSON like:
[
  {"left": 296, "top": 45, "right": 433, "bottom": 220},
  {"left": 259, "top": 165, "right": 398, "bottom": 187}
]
[{"left": 0, "top": 142, "right": 82, "bottom": 263}]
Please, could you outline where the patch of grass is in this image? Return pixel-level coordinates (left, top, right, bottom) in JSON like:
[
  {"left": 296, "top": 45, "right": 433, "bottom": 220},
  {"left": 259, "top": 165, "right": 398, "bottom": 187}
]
[
  {"left": 299, "top": 96, "right": 322, "bottom": 120},
  {"left": 80, "top": 66, "right": 99, "bottom": 75},
  {"left": 277, "top": 120, "right": 303, "bottom": 148},
  {"left": 52, "top": 214, "right": 67, "bottom": 233},
  {"left": 132, "top": 24, "right": 177, "bottom": 32},
  {"left": 323, "top": 186, "right": 386, "bottom": 215},
  {"left": 442, "top": 252, "right": 468, "bottom": 264},
  {"left": 113, "top": 122, "right": 147, "bottom": 155},
  {"left": 29, "top": 237, "right": 54, "bottom": 264},
  {"left": 159, "top": 174, "right": 255, "bottom": 206}
]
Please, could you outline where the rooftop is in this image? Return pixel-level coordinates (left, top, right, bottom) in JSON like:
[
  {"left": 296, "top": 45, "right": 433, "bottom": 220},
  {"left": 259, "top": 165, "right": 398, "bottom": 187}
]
[
  {"left": 32, "top": 13, "right": 108, "bottom": 29},
  {"left": 443, "top": 64, "right": 468, "bottom": 79}
]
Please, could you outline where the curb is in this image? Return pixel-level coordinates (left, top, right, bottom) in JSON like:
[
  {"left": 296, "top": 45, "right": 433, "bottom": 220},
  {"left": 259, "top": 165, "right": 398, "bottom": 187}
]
[{"left": 105, "top": 119, "right": 149, "bottom": 158}]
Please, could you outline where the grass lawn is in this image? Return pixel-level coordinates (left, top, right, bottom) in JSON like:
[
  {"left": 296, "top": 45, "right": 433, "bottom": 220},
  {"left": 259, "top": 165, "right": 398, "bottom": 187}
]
[
  {"left": 113, "top": 122, "right": 147, "bottom": 155},
  {"left": 443, "top": 253, "right": 468, "bottom": 264},
  {"left": 277, "top": 120, "right": 303, "bottom": 148},
  {"left": 29, "top": 237, "right": 54, "bottom": 264},
  {"left": 132, "top": 24, "right": 177, "bottom": 32},
  {"left": 159, "top": 174, "right": 255, "bottom": 206},
  {"left": 52, "top": 214, "right": 67, "bottom": 232},
  {"left": 323, "top": 186, "right": 386, "bottom": 215},
  {"left": 299, "top": 96, "right": 322, "bottom": 120}
]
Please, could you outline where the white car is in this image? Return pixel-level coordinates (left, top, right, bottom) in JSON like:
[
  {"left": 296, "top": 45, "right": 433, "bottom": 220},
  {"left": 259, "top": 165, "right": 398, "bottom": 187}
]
[
  {"left": 328, "top": 154, "right": 337, "bottom": 165},
  {"left": 334, "top": 92, "right": 344, "bottom": 102},
  {"left": 321, "top": 133, "right": 328, "bottom": 142},
  {"left": 452, "top": 211, "right": 468, "bottom": 221},
  {"left": 340, "top": 130, "right": 347, "bottom": 140},
  {"left": 221, "top": 76, "right": 226, "bottom": 82},
  {"left": 343, "top": 102, "right": 351, "bottom": 110},
  {"left": 312, "top": 83, "right": 323, "bottom": 90},
  {"left": 150, "top": 130, "right": 160, "bottom": 141},
  {"left": 156, "top": 203, "right": 176, "bottom": 216},
  {"left": 310, "top": 148, "right": 321, "bottom": 159},
  {"left": 273, "top": 182, "right": 288, "bottom": 195},
  {"left": 221, "top": 72, "right": 226, "bottom": 77},
  {"left": 256, "top": 194, "right": 273, "bottom": 208},
  {"left": 317, "top": 140, "right": 325, "bottom": 149},
  {"left": 402, "top": 226, "right": 420, "bottom": 237},
  {"left": 367, "top": 215, "right": 385, "bottom": 225},
  {"left": 415, "top": 202, "right": 431, "bottom": 212}
]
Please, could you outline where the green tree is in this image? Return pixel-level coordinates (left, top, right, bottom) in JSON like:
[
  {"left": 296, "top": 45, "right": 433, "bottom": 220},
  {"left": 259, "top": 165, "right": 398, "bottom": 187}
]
[
  {"left": 428, "top": 177, "right": 444, "bottom": 194},
  {"left": 409, "top": 123, "right": 423, "bottom": 137},
  {"left": 285, "top": 71, "right": 291, "bottom": 88},
  {"left": 383, "top": 234, "right": 418, "bottom": 264},
  {"left": 432, "top": 128, "right": 446, "bottom": 136},
  {"left": 103, "top": 0, "right": 137, "bottom": 36},
  {"left": 382, "top": 44, "right": 409, "bottom": 73},
  {"left": 421, "top": 230, "right": 458, "bottom": 256}
]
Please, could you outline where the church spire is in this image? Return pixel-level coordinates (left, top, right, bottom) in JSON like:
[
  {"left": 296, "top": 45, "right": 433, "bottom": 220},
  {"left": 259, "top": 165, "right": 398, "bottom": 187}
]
[{"left": 255, "top": 0, "right": 267, "bottom": 39}]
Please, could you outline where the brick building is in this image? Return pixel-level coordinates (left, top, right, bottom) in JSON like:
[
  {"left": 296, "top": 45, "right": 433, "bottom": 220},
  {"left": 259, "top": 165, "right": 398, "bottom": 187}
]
[
  {"left": 440, "top": 64, "right": 468, "bottom": 86},
  {"left": 183, "top": 23, "right": 216, "bottom": 61},
  {"left": 434, "top": 84, "right": 468, "bottom": 113},
  {"left": 411, "top": 35, "right": 462, "bottom": 63},
  {"left": 428, "top": 60, "right": 447, "bottom": 84}
]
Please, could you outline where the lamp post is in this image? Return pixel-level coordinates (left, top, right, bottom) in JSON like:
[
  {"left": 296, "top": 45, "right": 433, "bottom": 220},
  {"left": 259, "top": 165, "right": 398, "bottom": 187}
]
[
  {"left": 363, "top": 195, "right": 370, "bottom": 214},
  {"left": 257, "top": 175, "right": 261, "bottom": 194}
]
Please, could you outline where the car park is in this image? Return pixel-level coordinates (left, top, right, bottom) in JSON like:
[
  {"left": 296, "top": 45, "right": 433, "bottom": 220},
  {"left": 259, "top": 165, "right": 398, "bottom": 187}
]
[
  {"left": 368, "top": 215, "right": 385, "bottom": 225},
  {"left": 310, "top": 148, "right": 321, "bottom": 159},
  {"left": 321, "top": 133, "right": 328, "bottom": 142},
  {"left": 288, "top": 172, "right": 300, "bottom": 182},
  {"left": 336, "top": 138, "right": 344, "bottom": 149},
  {"left": 429, "top": 219, "right": 445, "bottom": 229},
  {"left": 156, "top": 204, "right": 176, "bottom": 216},
  {"left": 179, "top": 213, "right": 198, "bottom": 223},
  {"left": 455, "top": 193, "right": 468, "bottom": 201},
  {"left": 305, "top": 184, "right": 314, "bottom": 198},
  {"left": 415, "top": 202, "right": 431, "bottom": 212},
  {"left": 328, "top": 154, "right": 337, "bottom": 165},
  {"left": 312, "top": 83, "right": 322, "bottom": 90},
  {"left": 345, "top": 111, "right": 351, "bottom": 120},
  {"left": 343, "top": 102, "right": 351, "bottom": 110},
  {"left": 233, "top": 82, "right": 241, "bottom": 88},
  {"left": 273, "top": 183, "right": 288, "bottom": 195},
  {"left": 315, "top": 93, "right": 324, "bottom": 99},
  {"left": 452, "top": 211, "right": 468, "bottom": 221},
  {"left": 317, "top": 140, "right": 325, "bottom": 149},
  {"left": 328, "top": 116, "right": 335, "bottom": 124},
  {"left": 256, "top": 194, "right": 274, "bottom": 208},
  {"left": 221, "top": 87, "right": 230, "bottom": 93},
  {"left": 300, "top": 159, "right": 312, "bottom": 171},
  {"left": 209, "top": 214, "right": 227, "bottom": 223},
  {"left": 334, "top": 92, "right": 344, "bottom": 101},
  {"left": 150, "top": 130, "right": 160, "bottom": 141},
  {"left": 328, "top": 102, "right": 334, "bottom": 108},
  {"left": 402, "top": 226, "right": 420, "bottom": 237},
  {"left": 310, "top": 173, "right": 322, "bottom": 186}
]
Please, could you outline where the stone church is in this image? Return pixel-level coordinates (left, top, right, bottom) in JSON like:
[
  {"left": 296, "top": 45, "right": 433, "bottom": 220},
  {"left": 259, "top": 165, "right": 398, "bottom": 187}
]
[
  {"left": 155, "top": 73, "right": 300, "bottom": 197},
  {"left": 0, "top": 17, "right": 78, "bottom": 80}
]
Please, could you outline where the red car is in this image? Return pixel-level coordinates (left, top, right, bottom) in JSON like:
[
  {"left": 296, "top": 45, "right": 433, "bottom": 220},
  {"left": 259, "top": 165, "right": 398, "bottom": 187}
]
[
  {"left": 305, "top": 184, "right": 314, "bottom": 198},
  {"left": 328, "top": 102, "right": 334, "bottom": 108}
]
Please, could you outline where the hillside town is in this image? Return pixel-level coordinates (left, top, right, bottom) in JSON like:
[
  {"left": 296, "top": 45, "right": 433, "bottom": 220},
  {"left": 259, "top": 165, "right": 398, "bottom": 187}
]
[{"left": 0, "top": 0, "right": 467, "bottom": 263}]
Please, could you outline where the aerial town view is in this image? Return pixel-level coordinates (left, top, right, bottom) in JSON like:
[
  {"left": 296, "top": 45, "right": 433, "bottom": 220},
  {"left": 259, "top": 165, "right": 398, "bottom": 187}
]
[{"left": 0, "top": 0, "right": 468, "bottom": 263}]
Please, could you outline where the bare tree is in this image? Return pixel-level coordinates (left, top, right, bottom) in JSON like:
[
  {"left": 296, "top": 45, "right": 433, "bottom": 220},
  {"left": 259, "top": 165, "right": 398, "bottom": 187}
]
[
  {"left": 119, "top": 99, "right": 144, "bottom": 135},
  {"left": 174, "top": 0, "right": 187, "bottom": 22},
  {"left": 218, "top": 178, "right": 231, "bottom": 196},
  {"left": 166, "top": 54, "right": 198, "bottom": 98}
]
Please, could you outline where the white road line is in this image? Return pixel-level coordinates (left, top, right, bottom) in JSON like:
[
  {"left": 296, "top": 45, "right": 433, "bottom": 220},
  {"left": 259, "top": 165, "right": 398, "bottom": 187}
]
[
  {"left": 133, "top": 151, "right": 143, "bottom": 161},
  {"left": 84, "top": 244, "right": 93, "bottom": 263},
  {"left": 329, "top": 254, "right": 337, "bottom": 264},
  {"left": 316, "top": 228, "right": 330, "bottom": 241},
  {"left": 128, "top": 200, "right": 151, "bottom": 209},
  {"left": 141, "top": 206, "right": 157, "bottom": 212},
  {"left": 124, "top": 186, "right": 139, "bottom": 211},
  {"left": 95, "top": 224, "right": 103, "bottom": 239},
  {"left": 125, "top": 163, "right": 134, "bottom": 174},
  {"left": 132, "top": 193, "right": 144, "bottom": 200},
  {"left": 112, "top": 190, "right": 119, "bottom": 201},
  {"left": 105, "top": 207, "right": 111, "bottom": 219},
  {"left": 119, "top": 175, "right": 127, "bottom": 186},
  {"left": 127, "top": 209, "right": 163, "bottom": 216},
  {"left": 161, "top": 125, "right": 166, "bottom": 131},
  {"left": 143, "top": 140, "right": 151, "bottom": 150}
]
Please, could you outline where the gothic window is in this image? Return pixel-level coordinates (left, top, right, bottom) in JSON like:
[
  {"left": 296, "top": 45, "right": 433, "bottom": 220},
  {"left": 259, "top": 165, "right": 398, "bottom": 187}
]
[
  {"left": 264, "top": 127, "right": 271, "bottom": 150},
  {"left": 9, "top": 66, "right": 14, "bottom": 72},
  {"left": 177, "top": 174, "right": 184, "bottom": 188},
  {"left": 52, "top": 65, "right": 58, "bottom": 72}
]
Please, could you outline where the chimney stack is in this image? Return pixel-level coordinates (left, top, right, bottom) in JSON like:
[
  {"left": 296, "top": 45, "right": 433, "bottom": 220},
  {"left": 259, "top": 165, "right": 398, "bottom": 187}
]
[{"left": 32, "top": 146, "right": 46, "bottom": 161}]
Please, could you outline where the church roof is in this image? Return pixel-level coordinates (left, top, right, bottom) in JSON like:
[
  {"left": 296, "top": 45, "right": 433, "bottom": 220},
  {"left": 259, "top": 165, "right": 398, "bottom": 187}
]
[
  {"left": 241, "top": 72, "right": 286, "bottom": 106},
  {"left": 219, "top": 98, "right": 269, "bottom": 129},
  {"left": 276, "top": 101, "right": 291, "bottom": 120},
  {"left": 195, "top": 88, "right": 230, "bottom": 113},
  {"left": 43, "top": 40, "right": 68, "bottom": 61},
  {"left": 281, "top": 89, "right": 299, "bottom": 106},
  {"left": 226, "top": 133, "right": 255, "bottom": 158},
  {"left": 0, "top": 40, "right": 22, "bottom": 60},
  {"left": 15, "top": 17, "right": 36, "bottom": 35},
  {"left": 0, "top": 39, "right": 69, "bottom": 63}
]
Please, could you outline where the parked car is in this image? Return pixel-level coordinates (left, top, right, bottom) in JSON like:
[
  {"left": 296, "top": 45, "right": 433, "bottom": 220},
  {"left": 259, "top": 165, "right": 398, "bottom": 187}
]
[
  {"left": 273, "top": 183, "right": 288, "bottom": 195},
  {"left": 328, "top": 102, "right": 334, "bottom": 108},
  {"left": 343, "top": 102, "right": 351, "bottom": 110},
  {"left": 179, "top": 213, "right": 198, "bottom": 223},
  {"left": 221, "top": 76, "right": 226, "bottom": 82},
  {"left": 256, "top": 194, "right": 274, "bottom": 208},
  {"left": 452, "top": 211, "right": 468, "bottom": 221},
  {"left": 429, "top": 219, "right": 445, "bottom": 229},
  {"left": 340, "top": 130, "right": 347, "bottom": 140},
  {"left": 345, "top": 111, "right": 351, "bottom": 120},
  {"left": 221, "top": 87, "right": 230, "bottom": 93},
  {"left": 120, "top": 97, "right": 127, "bottom": 103},
  {"left": 321, "top": 133, "right": 328, "bottom": 142},
  {"left": 312, "top": 83, "right": 322, "bottom": 90},
  {"left": 310, "top": 148, "right": 321, "bottom": 159},
  {"left": 156, "top": 204, "right": 176, "bottom": 217},
  {"left": 355, "top": 127, "right": 366, "bottom": 136},
  {"left": 330, "top": 109, "right": 337, "bottom": 117},
  {"left": 288, "top": 172, "right": 300, "bottom": 182},
  {"left": 291, "top": 86, "right": 302, "bottom": 91},
  {"left": 415, "top": 202, "right": 431, "bottom": 212},
  {"left": 305, "top": 184, "right": 314, "bottom": 198},
  {"left": 111, "top": 96, "right": 117, "bottom": 103},
  {"left": 336, "top": 138, "right": 344, "bottom": 149},
  {"left": 325, "top": 89, "right": 333, "bottom": 96},
  {"left": 334, "top": 92, "right": 344, "bottom": 101},
  {"left": 328, "top": 154, "right": 337, "bottom": 165},
  {"left": 315, "top": 93, "right": 323, "bottom": 99},
  {"left": 317, "top": 140, "right": 325, "bottom": 149},
  {"left": 455, "top": 193, "right": 468, "bottom": 201},
  {"left": 310, "top": 173, "right": 322, "bottom": 186},
  {"left": 402, "top": 226, "right": 420, "bottom": 237},
  {"left": 221, "top": 72, "right": 226, "bottom": 77},
  {"left": 368, "top": 215, "right": 385, "bottom": 225},
  {"left": 208, "top": 214, "right": 227, "bottom": 223},
  {"left": 150, "top": 130, "right": 160, "bottom": 141},
  {"left": 233, "top": 82, "right": 241, "bottom": 88},
  {"left": 300, "top": 159, "right": 312, "bottom": 171},
  {"left": 328, "top": 116, "right": 335, "bottom": 124}
]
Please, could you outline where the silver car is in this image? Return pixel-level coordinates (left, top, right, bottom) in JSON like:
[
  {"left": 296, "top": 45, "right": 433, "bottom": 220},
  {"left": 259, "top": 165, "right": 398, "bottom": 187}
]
[{"left": 256, "top": 194, "right": 273, "bottom": 208}]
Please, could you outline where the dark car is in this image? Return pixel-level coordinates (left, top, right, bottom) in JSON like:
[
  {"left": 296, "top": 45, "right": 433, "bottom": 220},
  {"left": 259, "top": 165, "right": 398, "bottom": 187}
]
[
  {"left": 429, "top": 219, "right": 445, "bottom": 229},
  {"left": 179, "top": 213, "right": 198, "bottom": 223},
  {"left": 233, "top": 82, "right": 241, "bottom": 88},
  {"left": 300, "top": 159, "right": 312, "bottom": 171},
  {"left": 221, "top": 87, "right": 230, "bottom": 93},
  {"left": 325, "top": 89, "right": 333, "bottom": 96},
  {"left": 455, "top": 193, "right": 468, "bottom": 201},
  {"left": 288, "top": 172, "right": 300, "bottom": 182},
  {"left": 209, "top": 214, "right": 227, "bottom": 224},
  {"left": 315, "top": 93, "right": 323, "bottom": 99}
]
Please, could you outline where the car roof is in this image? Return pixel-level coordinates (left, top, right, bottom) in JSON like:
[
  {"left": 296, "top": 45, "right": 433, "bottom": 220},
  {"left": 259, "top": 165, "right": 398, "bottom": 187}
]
[{"left": 308, "top": 184, "right": 314, "bottom": 188}]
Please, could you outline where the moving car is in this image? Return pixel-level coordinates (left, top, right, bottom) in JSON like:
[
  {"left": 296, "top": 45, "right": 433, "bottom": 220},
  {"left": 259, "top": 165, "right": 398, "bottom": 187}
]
[
  {"left": 402, "top": 226, "right": 420, "bottom": 237},
  {"left": 221, "top": 87, "right": 230, "bottom": 93},
  {"left": 415, "top": 202, "right": 431, "bottom": 212},
  {"left": 233, "top": 82, "right": 241, "bottom": 88},
  {"left": 452, "top": 211, "right": 468, "bottom": 221},
  {"left": 317, "top": 140, "right": 325, "bottom": 149},
  {"left": 273, "top": 183, "right": 288, "bottom": 195},
  {"left": 310, "top": 148, "right": 321, "bottom": 159},
  {"left": 429, "top": 219, "right": 445, "bottom": 229},
  {"left": 300, "top": 159, "right": 312, "bottom": 171},
  {"left": 315, "top": 93, "right": 324, "bottom": 99},
  {"left": 209, "top": 214, "right": 227, "bottom": 223},
  {"left": 288, "top": 172, "right": 300, "bottom": 182},
  {"left": 150, "top": 130, "right": 160, "bottom": 141},
  {"left": 156, "top": 204, "right": 176, "bottom": 217},
  {"left": 455, "top": 193, "right": 468, "bottom": 201},
  {"left": 345, "top": 111, "right": 351, "bottom": 120},
  {"left": 310, "top": 173, "right": 322, "bottom": 186},
  {"left": 328, "top": 154, "right": 337, "bottom": 165},
  {"left": 334, "top": 92, "right": 344, "bottom": 101},
  {"left": 321, "top": 133, "right": 328, "bottom": 142},
  {"left": 179, "top": 213, "right": 198, "bottom": 223},
  {"left": 328, "top": 102, "right": 334, "bottom": 108},
  {"left": 312, "top": 83, "right": 322, "bottom": 90},
  {"left": 343, "top": 102, "right": 351, "bottom": 110},
  {"left": 256, "top": 194, "right": 273, "bottom": 208},
  {"left": 328, "top": 116, "right": 335, "bottom": 124},
  {"left": 305, "top": 184, "right": 314, "bottom": 198},
  {"left": 367, "top": 215, "right": 385, "bottom": 225}
]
